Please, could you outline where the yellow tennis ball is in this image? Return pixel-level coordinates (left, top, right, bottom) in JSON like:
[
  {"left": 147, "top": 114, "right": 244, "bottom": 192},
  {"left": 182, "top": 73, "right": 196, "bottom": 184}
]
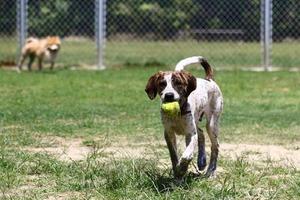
[{"left": 161, "top": 102, "right": 180, "bottom": 117}]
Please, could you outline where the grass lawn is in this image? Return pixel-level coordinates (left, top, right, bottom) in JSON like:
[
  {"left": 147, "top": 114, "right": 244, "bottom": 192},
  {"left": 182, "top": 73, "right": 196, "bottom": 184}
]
[
  {"left": 0, "top": 67, "right": 299, "bottom": 199},
  {"left": 2, "top": 37, "right": 300, "bottom": 69}
]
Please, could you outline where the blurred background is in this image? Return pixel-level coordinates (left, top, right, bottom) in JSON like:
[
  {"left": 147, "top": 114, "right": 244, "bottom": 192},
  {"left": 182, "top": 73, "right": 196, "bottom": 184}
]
[{"left": 0, "top": 0, "right": 300, "bottom": 70}]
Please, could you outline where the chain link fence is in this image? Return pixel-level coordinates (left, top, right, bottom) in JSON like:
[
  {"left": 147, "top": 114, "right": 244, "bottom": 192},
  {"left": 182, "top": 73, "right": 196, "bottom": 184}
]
[
  {"left": 0, "top": 0, "right": 300, "bottom": 70},
  {"left": 273, "top": 0, "right": 300, "bottom": 68},
  {"left": 26, "top": 0, "right": 98, "bottom": 68},
  {"left": 106, "top": 0, "right": 262, "bottom": 69},
  {"left": 0, "top": 1, "right": 17, "bottom": 67},
  {"left": 1, "top": 0, "right": 99, "bottom": 69}
]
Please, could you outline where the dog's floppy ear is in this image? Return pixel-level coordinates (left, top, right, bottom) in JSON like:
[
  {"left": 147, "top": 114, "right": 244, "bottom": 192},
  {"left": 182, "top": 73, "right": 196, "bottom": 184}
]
[
  {"left": 181, "top": 71, "right": 197, "bottom": 96},
  {"left": 145, "top": 72, "right": 162, "bottom": 100}
]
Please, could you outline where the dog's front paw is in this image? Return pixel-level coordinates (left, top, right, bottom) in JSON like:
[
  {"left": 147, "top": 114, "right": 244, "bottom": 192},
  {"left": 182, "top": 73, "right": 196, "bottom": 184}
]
[
  {"left": 204, "top": 169, "right": 217, "bottom": 178},
  {"left": 205, "top": 161, "right": 217, "bottom": 178},
  {"left": 204, "top": 171, "right": 217, "bottom": 179},
  {"left": 174, "top": 157, "right": 191, "bottom": 178}
]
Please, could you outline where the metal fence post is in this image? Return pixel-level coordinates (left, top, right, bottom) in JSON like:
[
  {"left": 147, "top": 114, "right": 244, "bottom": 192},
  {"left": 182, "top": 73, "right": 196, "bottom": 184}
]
[
  {"left": 95, "top": 0, "right": 106, "bottom": 70},
  {"left": 17, "top": 0, "right": 27, "bottom": 59},
  {"left": 261, "top": 0, "right": 272, "bottom": 71}
]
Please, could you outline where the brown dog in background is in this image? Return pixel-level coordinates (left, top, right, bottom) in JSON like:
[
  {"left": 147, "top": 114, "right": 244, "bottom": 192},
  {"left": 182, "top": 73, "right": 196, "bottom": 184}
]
[{"left": 17, "top": 36, "right": 61, "bottom": 71}]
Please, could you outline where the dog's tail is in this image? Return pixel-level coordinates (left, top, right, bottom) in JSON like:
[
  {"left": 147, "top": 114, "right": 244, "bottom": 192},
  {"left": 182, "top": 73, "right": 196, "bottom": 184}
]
[{"left": 175, "top": 56, "right": 213, "bottom": 80}]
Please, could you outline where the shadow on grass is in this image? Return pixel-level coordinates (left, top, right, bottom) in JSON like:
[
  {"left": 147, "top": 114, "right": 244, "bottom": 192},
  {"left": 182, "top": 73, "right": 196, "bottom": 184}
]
[
  {"left": 38, "top": 66, "right": 70, "bottom": 74},
  {"left": 17, "top": 65, "right": 70, "bottom": 74},
  {"left": 123, "top": 59, "right": 167, "bottom": 68},
  {"left": 145, "top": 169, "right": 205, "bottom": 193}
]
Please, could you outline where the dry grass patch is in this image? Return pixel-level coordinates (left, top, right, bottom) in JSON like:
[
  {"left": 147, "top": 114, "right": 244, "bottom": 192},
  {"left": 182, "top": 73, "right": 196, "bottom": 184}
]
[
  {"left": 221, "top": 143, "right": 300, "bottom": 168},
  {"left": 23, "top": 137, "right": 91, "bottom": 162},
  {"left": 22, "top": 135, "right": 300, "bottom": 170}
]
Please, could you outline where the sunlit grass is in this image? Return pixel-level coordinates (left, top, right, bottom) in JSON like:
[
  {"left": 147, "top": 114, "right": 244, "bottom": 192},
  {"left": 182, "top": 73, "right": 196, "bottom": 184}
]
[
  {"left": 0, "top": 68, "right": 299, "bottom": 145},
  {"left": 0, "top": 65, "right": 299, "bottom": 199}
]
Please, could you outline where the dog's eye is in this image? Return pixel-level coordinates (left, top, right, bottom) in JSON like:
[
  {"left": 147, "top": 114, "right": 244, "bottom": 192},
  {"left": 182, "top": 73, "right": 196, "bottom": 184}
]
[
  {"left": 173, "top": 79, "right": 181, "bottom": 85},
  {"left": 158, "top": 81, "right": 166, "bottom": 88}
]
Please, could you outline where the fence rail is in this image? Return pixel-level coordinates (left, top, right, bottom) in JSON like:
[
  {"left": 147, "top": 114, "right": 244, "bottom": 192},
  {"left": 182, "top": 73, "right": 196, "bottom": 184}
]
[{"left": 0, "top": 0, "right": 300, "bottom": 70}]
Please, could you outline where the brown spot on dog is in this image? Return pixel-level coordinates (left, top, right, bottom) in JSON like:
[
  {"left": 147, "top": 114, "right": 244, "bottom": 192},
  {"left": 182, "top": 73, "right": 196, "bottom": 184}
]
[
  {"left": 145, "top": 71, "right": 166, "bottom": 100},
  {"left": 171, "top": 71, "right": 197, "bottom": 97},
  {"left": 200, "top": 58, "right": 214, "bottom": 80}
]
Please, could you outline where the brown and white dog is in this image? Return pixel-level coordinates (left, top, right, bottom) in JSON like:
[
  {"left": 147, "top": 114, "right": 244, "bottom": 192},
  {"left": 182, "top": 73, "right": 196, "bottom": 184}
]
[
  {"left": 145, "top": 56, "right": 223, "bottom": 178},
  {"left": 17, "top": 36, "right": 61, "bottom": 71}
]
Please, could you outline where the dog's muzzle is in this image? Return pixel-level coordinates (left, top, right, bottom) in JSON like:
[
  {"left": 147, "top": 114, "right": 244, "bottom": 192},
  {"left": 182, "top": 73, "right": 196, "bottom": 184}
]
[
  {"left": 164, "top": 92, "right": 175, "bottom": 102},
  {"left": 48, "top": 45, "right": 59, "bottom": 52}
]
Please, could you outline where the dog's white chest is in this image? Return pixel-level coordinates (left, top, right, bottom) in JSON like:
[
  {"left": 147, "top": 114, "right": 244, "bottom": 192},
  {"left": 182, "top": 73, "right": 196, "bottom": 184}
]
[
  {"left": 44, "top": 50, "right": 57, "bottom": 62},
  {"left": 161, "top": 114, "right": 193, "bottom": 135}
]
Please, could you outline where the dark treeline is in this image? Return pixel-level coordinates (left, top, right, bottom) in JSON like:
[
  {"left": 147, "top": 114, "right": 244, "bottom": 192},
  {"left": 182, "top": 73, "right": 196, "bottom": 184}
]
[{"left": 0, "top": 0, "right": 299, "bottom": 41}]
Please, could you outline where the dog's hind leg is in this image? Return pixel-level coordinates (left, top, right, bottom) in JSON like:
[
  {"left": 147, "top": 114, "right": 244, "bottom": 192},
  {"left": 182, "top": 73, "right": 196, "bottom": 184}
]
[
  {"left": 27, "top": 54, "right": 35, "bottom": 71},
  {"left": 197, "top": 127, "right": 206, "bottom": 171},
  {"left": 205, "top": 114, "right": 220, "bottom": 177}
]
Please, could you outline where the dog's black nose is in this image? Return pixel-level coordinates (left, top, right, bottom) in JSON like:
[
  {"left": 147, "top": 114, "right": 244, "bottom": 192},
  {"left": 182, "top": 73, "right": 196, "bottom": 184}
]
[{"left": 164, "top": 92, "right": 174, "bottom": 102}]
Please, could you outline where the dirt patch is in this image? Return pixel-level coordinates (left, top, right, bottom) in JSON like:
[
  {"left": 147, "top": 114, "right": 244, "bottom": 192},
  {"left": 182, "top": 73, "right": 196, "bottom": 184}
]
[
  {"left": 0, "top": 175, "right": 53, "bottom": 199},
  {"left": 23, "top": 136, "right": 300, "bottom": 169},
  {"left": 221, "top": 143, "right": 300, "bottom": 168},
  {"left": 24, "top": 137, "right": 91, "bottom": 162},
  {"left": 23, "top": 136, "right": 165, "bottom": 162},
  {"left": 45, "top": 191, "right": 83, "bottom": 200}
]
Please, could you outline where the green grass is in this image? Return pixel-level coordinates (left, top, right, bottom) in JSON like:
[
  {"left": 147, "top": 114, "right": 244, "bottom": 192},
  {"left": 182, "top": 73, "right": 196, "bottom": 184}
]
[
  {"left": 0, "top": 68, "right": 299, "bottom": 199},
  {"left": 0, "top": 68, "right": 299, "bottom": 144},
  {"left": 0, "top": 37, "right": 17, "bottom": 65},
  {"left": 1, "top": 37, "right": 300, "bottom": 68},
  {"left": 59, "top": 38, "right": 97, "bottom": 66},
  {"left": 1, "top": 148, "right": 299, "bottom": 199},
  {"left": 106, "top": 41, "right": 261, "bottom": 68}
]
